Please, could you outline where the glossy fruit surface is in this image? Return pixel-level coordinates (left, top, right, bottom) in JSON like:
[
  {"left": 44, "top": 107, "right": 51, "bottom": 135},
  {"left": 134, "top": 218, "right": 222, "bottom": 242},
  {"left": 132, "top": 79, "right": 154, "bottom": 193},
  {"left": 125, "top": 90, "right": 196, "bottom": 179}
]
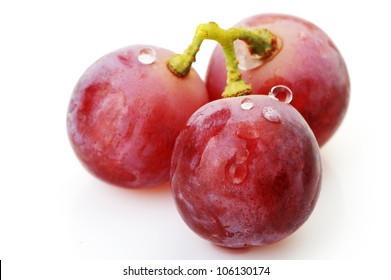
[
  {"left": 206, "top": 14, "right": 350, "bottom": 146},
  {"left": 171, "top": 95, "right": 322, "bottom": 248},
  {"left": 67, "top": 45, "right": 208, "bottom": 188}
]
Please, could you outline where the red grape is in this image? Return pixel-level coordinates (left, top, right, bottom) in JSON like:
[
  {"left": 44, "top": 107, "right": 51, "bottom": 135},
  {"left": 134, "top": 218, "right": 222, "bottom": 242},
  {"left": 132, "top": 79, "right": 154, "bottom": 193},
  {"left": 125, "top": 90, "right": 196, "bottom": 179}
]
[
  {"left": 67, "top": 45, "right": 209, "bottom": 188},
  {"left": 171, "top": 94, "right": 322, "bottom": 248},
  {"left": 206, "top": 14, "right": 350, "bottom": 146}
]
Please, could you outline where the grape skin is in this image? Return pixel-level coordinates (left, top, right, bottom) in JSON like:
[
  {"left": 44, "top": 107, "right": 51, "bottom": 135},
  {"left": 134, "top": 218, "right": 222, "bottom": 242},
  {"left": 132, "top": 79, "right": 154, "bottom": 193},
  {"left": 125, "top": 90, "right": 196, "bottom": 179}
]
[
  {"left": 171, "top": 95, "right": 322, "bottom": 248},
  {"left": 206, "top": 14, "right": 350, "bottom": 147},
  {"left": 67, "top": 45, "right": 209, "bottom": 188}
]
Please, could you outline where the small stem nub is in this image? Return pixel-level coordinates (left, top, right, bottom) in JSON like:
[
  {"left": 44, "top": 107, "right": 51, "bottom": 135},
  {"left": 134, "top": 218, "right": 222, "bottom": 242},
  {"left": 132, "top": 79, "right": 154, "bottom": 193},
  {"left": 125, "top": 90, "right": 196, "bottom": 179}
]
[
  {"left": 167, "top": 36, "right": 202, "bottom": 77},
  {"left": 167, "top": 22, "right": 278, "bottom": 98}
]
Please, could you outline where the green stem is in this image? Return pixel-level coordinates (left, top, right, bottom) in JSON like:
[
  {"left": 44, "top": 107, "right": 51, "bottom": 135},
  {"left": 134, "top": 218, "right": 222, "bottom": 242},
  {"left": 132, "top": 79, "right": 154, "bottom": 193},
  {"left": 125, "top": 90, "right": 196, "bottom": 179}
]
[{"left": 167, "top": 22, "right": 278, "bottom": 98}]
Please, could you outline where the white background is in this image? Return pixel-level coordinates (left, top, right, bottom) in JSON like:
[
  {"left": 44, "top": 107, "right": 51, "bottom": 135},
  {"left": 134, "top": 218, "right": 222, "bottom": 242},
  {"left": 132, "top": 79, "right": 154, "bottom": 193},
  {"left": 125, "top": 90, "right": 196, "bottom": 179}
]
[{"left": 1, "top": 0, "right": 390, "bottom": 278}]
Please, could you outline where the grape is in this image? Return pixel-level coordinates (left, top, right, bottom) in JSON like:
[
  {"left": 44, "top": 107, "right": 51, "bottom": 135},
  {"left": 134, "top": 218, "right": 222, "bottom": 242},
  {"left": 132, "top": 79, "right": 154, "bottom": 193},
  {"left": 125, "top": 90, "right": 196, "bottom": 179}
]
[
  {"left": 206, "top": 14, "right": 350, "bottom": 146},
  {"left": 171, "top": 95, "right": 322, "bottom": 248},
  {"left": 67, "top": 45, "right": 209, "bottom": 188}
]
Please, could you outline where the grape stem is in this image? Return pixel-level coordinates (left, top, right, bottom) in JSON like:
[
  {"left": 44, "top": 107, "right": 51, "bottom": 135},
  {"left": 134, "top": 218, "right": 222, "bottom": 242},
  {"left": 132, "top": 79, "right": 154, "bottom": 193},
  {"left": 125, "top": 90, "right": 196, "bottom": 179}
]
[{"left": 167, "top": 22, "right": 277, "bottom": 98}]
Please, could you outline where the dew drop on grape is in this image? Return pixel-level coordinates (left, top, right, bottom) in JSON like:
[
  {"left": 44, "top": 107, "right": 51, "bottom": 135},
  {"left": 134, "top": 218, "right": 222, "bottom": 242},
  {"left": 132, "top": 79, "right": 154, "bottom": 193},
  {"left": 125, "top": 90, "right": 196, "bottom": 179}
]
[
  {"left": 240, "top": 97, "right": 254, "bottom": 110},
  {"left": 236, "top": 148, "right": 250, "bottom": 164},
  {"left": 225, "top": 148, "right": 250, "bottom": 185},
  {"left": 226, "top": 162, "right": 248, "bottom": 184},
  {"left": 138, "top": 47, "right": 157, "bottom": 64},
  {"left": 268, "top": 85, "right": 293, "bottom": 104},
  {"left": 262, "top": 106, "right": 281, "bottom": 123}
]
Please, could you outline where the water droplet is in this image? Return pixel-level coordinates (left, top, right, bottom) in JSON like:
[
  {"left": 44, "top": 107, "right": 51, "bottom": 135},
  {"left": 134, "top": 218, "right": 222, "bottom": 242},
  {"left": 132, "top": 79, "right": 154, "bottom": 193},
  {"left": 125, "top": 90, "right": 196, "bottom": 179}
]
[
  {"left": 240, "top": 97, "right": 253, "bottom": 110},
  {"left": 236, "top": 148, "right": 250, "bottom": 164},
  {"left": 225, "top": 149, "right": 250, "bottom": 185},
  {"left": 138, "top": 47, "right": 156, "bottom": 64},
  {"left": 262, "top": 106, "right": 281, "bottom": 123},
  {"left": 268, "top": 85, "right": 293, "bottom": 104},
  {"left": 226, "top": 162, "right": 248, "bottom": 185}
]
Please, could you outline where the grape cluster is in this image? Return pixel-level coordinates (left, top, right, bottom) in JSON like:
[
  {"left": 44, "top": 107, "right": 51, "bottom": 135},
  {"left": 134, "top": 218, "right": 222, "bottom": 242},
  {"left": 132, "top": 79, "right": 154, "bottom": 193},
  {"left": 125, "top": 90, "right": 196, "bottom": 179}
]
[{"left": 67, "top": 14, "right": 349, "bottom": 248}]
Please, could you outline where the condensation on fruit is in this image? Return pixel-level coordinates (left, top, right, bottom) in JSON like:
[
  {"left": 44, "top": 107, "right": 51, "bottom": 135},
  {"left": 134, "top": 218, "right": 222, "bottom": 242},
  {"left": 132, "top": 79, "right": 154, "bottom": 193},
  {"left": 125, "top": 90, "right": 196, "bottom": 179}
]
[
  {"left": 240, "top": 97, "right": 254, "bottom": 110},
  {"left": 137, "top": 47, "right": 157, "bottom": 64},
  {"left": 225, "top": 147, "right": 250, "bottom": 184},
  {"left": 268, "top": 85, "right": 293, "bottom": 104},
  {"left": 262, "top": 106, "right": 281, "bottom": 123},
  {"left": 226, "top": 162, "right": 248, "bottom": 184}
]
